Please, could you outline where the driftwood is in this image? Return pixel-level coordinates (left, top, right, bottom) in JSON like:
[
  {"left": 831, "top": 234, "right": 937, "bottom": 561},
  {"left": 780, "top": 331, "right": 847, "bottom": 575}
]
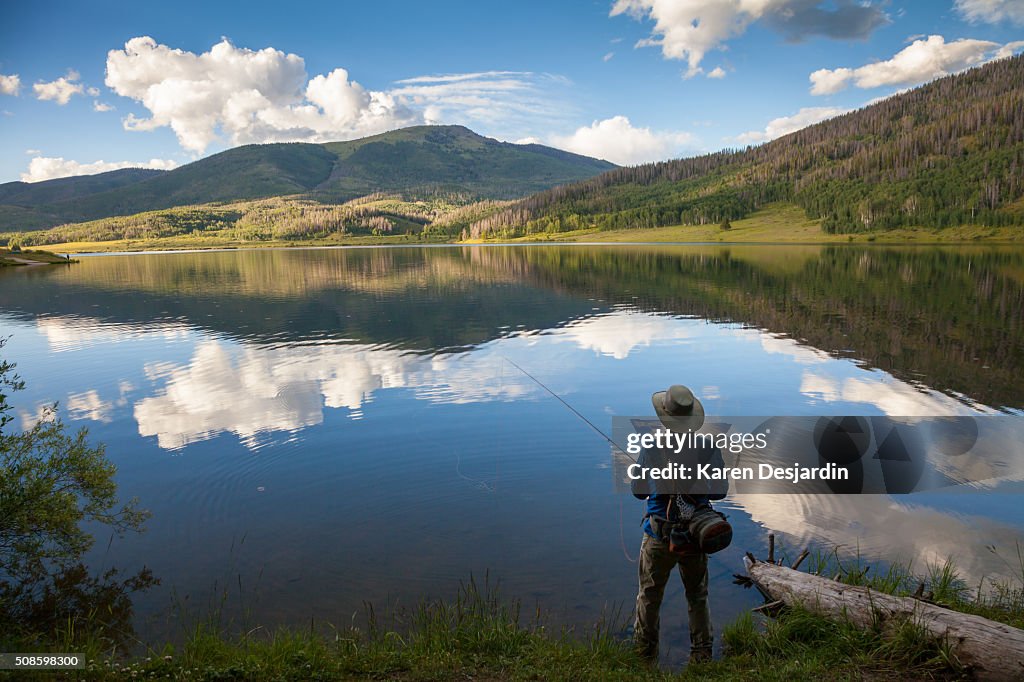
[{"left": 743, "top": 555, "right": 1024, "bottom": 681}]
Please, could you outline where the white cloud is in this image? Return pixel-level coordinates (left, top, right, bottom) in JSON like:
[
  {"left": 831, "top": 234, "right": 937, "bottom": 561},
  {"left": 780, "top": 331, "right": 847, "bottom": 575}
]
[
  {"left": 955, "top": 0, "right": 1024, "bottom": 25},
  {"left": 603, "top": 52, "right": 615, "bottom": 62},
  {"left": 548, "top": 115, "right": 695, "bottom": 165},
  {"left": 735, "top": 106, "right": 846, "bottom": 144},
  {"left": 0, "top": 73, "right": 20, "bottom": 96},
  {"left": 21, "top": 156, "right": 179, "bottom": 183},
  {"left": 389, "top": 71, "right": 573, "bottom": 133},
  {"left": 33, "top": 70, "right": 85, "bottom": 105},
  {"left": 611, "top": 0, "right": 888, "bottom": 77},
  {"left": 24, "top": 148, "right": 40, "bottom": 155},
  {"left": 707, "top": 66, "right": 727, "bottom": 79},
  {"left": 104, "top": 38, "right": 572, "bottom": 154},
  {"left": 106, "top": 36, "right": 420, "bottom": 154},
  {"left": 93, "top": 101, "right": 114, "bottom": 112},
  {"left": 809, "top": 35, "right": 1023, "bottom": 95}
]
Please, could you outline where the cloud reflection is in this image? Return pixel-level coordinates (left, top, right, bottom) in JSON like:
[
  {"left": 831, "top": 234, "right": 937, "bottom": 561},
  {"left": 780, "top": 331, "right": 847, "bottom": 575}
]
[
  {"left": 552, "top": 312, "right": 693, "bottom": 359},
  {"left": 732, "top": 492, "right": 1023, "bottom": 585},
  {"left": 799, "top": 370, "right": 988, "bottom": 415},
  {"left": 133, "top": 340, "right": 537, "bottom": 450}
]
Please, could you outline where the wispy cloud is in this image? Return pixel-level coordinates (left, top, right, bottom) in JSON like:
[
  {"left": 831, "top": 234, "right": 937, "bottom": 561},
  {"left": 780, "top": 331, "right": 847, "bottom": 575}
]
[
  {"left": 954, "top": 0, "right": 1024, "bottom": 26},
  {"left": 390, "top": 70, "right": 575, "bottom": 132}
]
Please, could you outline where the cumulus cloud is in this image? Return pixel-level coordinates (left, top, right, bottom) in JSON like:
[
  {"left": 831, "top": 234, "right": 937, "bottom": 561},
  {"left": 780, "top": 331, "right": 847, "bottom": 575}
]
[
  {"left": 809, "top": 35, "right": 1023, "bottom": 94},
  {"left": 955, "top": 0, "right": 1024, "bottom": 25},
  {"left": 22, "top": 156, "right": 179, "bottom": 183},
  {"left": 33, "top": 70, "right": 85, "bottom": 105},
  {"left": 0, "top": 73, "right": 20, "bottom": 95},
  {"left": 106, "top": 36, "right": 420, "bottom": 154},
  {"left": 93, "top": 101, "right": 114, "bottom": 112},
  {"left": 735, "top": 106, "right": 846, "bottom": 144},
  {"left": 548, "top": 115, "right": 695, "bottom": 165},
  {"left": 611, "top": 0, "right": 888, "bottom": 77},
  {"left": 707, "top": 66, "right": 727, "bottom": 79},
  {"left": 104, "top": 38, "right": 572, "bottom": 154}
]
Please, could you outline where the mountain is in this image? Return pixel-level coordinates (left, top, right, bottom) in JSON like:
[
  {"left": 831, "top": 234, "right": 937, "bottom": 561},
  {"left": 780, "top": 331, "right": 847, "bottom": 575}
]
[
  {"left": 0, "top": 168, "right": 167, "bottom": 230},
  {"left": 468, "top": 55, "right": 1024, "bottom": 238},
  {"left": 317, "top": 125, "right": 615, "bottom": 201},
  {"left": 0, "top": 126, "right": 615, "bottom": 231}
]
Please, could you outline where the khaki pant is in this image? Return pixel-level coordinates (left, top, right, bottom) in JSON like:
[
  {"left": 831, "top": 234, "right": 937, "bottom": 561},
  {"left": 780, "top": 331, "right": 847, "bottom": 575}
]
[{"left": 634, "top": 533, "right": 712, "bottom": 662}]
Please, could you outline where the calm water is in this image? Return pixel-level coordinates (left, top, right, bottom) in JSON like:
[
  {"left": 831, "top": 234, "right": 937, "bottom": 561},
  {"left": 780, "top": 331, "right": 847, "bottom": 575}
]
[{"left": 2, "top": 244, "right": 1023, "bottom": 659}]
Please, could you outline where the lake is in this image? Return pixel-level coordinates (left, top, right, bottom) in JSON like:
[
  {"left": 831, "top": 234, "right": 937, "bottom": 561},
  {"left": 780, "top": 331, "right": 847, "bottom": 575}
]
[{"left": 1, "top": 243, "right": 1023, "bottom": 661}]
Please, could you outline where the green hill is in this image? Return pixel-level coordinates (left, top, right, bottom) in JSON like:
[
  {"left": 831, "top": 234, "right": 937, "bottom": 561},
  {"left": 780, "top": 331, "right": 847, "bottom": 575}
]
[
  {"left": 0, "top": 168, "right": 167, "bottom": 230},
  {"left": 0, "top": 126, "right": 615, "bottom": 231},
  {"left": 468, "top": 55, "right": 1024, "bottom": 239},
  {"left": 317, "top": 125, "right": 614, "bottom": 201}
]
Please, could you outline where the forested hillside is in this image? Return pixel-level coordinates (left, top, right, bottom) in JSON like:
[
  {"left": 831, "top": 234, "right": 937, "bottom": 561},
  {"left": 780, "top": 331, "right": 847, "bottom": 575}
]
[
  {"left": 467, "top": 55, "right": 1024, "bottom": 238},
  {"left": 0, "top": 126, "right": 614, "bottom": 232}
]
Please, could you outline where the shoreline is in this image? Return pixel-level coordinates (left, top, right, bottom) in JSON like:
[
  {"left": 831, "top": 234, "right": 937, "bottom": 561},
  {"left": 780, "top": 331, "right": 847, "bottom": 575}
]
[
  {"left": 11, "top": 203, "right": 1021, "bottom": 255},
  {"left": 37, "top": 235, "right": 1024, "bottom": 257}
]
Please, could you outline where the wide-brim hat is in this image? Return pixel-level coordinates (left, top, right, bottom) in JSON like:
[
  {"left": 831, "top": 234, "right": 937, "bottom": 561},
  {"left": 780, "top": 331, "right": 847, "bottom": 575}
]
[{"left": 652, "top": 384, "right": 705, "bottom": 432}]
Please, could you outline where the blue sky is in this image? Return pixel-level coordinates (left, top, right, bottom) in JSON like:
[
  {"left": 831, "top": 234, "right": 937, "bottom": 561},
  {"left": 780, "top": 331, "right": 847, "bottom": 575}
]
[{"left": 1, "top": 0, "right": 1022, "bottom": 183}]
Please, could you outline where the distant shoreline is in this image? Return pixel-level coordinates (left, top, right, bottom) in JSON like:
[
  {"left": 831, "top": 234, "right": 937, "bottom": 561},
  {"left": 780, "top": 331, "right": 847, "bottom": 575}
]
[
  {"left": 28, "top": 203, "right": 1022, "bottom": 255},
  {"left": 37, "top": 232, "right": 1024, "bottom": 256}
]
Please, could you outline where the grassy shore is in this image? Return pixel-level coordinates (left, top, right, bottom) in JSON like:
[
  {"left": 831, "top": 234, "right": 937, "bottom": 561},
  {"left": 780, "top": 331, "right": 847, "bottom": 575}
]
[
  {"left": 22, "top": 203, "right": 1023, "bottom": 255},
  {"left": 0, "top": 247, "right": 76, "bottom": 266},
  {"left": 4, "top": 555, "right": 1022, "bottom": 681},
  {"left": 31, "top": 232, "right": 450, "bottom": 255},
  {"left": 480, "top": 203, "right": 1024, "bottom": 245}
]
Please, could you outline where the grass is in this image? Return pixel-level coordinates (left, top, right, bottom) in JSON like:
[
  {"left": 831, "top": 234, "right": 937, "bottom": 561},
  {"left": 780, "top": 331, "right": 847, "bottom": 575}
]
[
  {"left": 31, "top": 231, "right": 452, "bottom": 254},
  {"left": 489, "top": 203, "right": 1024, "bottom": 244},
  {"left": 0, "top": 247, "right": 75, "bottom": 266},
  {"left": 13, "top": 202, "right": 1022, "bottom": 256},
  {"left": 3, "top": 552, "right": 1022, "bottom": 681}
]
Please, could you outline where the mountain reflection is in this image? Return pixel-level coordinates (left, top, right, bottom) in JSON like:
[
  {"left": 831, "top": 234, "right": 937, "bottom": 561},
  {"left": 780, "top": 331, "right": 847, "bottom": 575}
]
[{"left": 1, "top": 244, "right": 1020, "bottom": 409}]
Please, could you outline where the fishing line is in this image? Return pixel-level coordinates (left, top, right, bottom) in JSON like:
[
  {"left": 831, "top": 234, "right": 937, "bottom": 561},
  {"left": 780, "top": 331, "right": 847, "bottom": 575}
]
[
  {"left": 502, "top": 355, "right": 639, "bottom": 562},
  {"left": 501, "top": 355, "right": 635, "bottom": 461}
]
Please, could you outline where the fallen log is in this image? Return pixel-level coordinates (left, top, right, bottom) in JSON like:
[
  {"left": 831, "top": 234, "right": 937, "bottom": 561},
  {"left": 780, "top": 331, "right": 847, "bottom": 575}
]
[{"left": 743, "top": 555, "right": 1024, "bottom": 681}]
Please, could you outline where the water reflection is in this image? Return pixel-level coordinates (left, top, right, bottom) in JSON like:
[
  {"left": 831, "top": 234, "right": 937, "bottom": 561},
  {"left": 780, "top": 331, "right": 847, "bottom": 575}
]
[
  {"left": 732, "top": 493, "right": 1023, "bottom": 587},
  {"left": 1, "top": 243, "right": 1023, "bottom": 650},
  {"left": 133, "top": 340, "right": 537, "bottom": 450}
]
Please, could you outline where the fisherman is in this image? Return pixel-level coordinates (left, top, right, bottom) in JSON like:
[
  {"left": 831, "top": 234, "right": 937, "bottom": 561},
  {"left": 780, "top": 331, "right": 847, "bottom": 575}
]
[{"left": 632, "top": 384, "right": 731, "bottom": 665}]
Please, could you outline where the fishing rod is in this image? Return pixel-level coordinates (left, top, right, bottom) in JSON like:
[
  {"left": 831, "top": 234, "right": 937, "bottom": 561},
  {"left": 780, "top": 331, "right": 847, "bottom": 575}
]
[
  {"left": 501, "top": 355, "right": 637, "bottom": 462},
  {"left": 502, "top": 355, "right": 643, "bottom": 563}
]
